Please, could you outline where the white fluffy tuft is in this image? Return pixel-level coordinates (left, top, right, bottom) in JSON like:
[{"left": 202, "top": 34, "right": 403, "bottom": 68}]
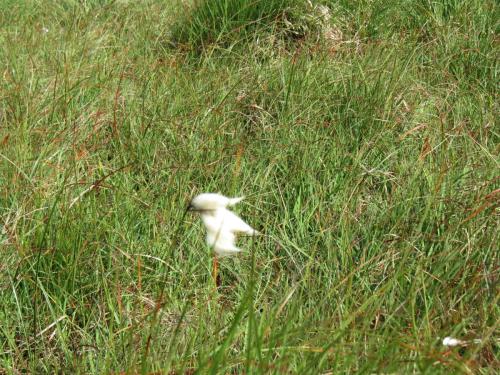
[
  {"left": 189, "top": 193, "right": 258, "bottom": 256},
  {"left": 190, "top": 193, "right": 244, "bottom": 211}
]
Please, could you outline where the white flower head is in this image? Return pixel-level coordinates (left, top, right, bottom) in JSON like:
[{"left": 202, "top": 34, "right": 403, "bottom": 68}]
[
  {"left": 188, "top": 193, "right": 259, "bottom": 256},
  {"left": 189, "top": 193, "right": 244, "bottom": 211},
  {"left": 442, "top": 337, "right": 466, "bottom": 347}
]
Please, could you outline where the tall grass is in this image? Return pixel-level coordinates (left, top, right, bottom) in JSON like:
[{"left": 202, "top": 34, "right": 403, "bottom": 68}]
[
  {"left": 0, "top": 0, "right": 498, "bottom": 373},
  {"left": 169, "top": 0, "right": 303, "bottom": 52}
]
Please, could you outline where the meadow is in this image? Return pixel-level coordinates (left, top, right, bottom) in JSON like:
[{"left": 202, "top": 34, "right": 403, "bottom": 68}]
[{"left": 0, "top": 0, "right": 498, "bottom": 373}]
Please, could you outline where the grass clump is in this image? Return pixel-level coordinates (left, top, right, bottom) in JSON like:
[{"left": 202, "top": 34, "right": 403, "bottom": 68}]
[{"left": 168, "top": 0, "right": 310, "bottom": 53}]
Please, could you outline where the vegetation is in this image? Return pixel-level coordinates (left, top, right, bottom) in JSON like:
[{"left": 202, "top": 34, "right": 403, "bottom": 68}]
[{"left": 0, "top": 0, "right": 498, "bottom": 373}]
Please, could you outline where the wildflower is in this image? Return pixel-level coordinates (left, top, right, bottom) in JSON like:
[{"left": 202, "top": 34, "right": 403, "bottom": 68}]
[
  {"left": 442, "top": 337, "right": 466, "bottom": 347},
  {"left": 188, "top": 193, "right": 258, "bottom": 256}
]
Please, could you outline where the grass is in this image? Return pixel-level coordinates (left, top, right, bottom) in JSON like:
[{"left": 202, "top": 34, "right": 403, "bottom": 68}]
[{"left": 0, "top": 0, "right": 498, "bottom": 373}]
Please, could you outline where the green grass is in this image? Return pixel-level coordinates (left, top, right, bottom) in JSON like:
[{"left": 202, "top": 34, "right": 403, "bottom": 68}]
[{"left": 0, "top": 0, "right": 498, "bottom": 373}]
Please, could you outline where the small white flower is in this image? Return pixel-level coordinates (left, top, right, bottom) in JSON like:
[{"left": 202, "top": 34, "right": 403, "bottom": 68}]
[
  {"left": 188, "top": 193, "right": 259, "bottom": 256},
  {"left": 442, "top": 337, "right": 466, "bottom": 347},
  {"left": 41, "top": 27, "right": 49, "bottom": 34}
]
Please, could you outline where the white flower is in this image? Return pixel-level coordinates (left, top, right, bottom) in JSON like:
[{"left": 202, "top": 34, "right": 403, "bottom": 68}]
[
  {"left": 188, "top": 193, "right": 259, "bottom": 256},
  {"left": 442, "top": 337, "right": 466, "bottom": 347},
  {"left": 189, "top": 193, "right": 244, "bottom": 211}
]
